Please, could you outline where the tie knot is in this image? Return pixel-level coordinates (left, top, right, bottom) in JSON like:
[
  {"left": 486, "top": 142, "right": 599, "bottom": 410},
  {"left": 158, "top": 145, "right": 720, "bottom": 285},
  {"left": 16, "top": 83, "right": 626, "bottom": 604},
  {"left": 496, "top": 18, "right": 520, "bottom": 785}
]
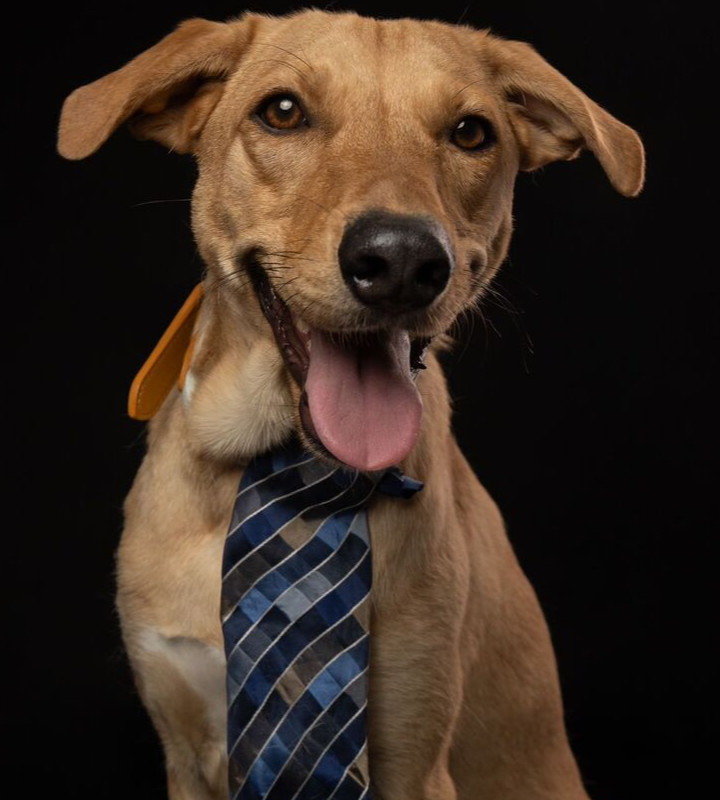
[{"left": 238, "top": 438, "right": 423, "bottom": 523}]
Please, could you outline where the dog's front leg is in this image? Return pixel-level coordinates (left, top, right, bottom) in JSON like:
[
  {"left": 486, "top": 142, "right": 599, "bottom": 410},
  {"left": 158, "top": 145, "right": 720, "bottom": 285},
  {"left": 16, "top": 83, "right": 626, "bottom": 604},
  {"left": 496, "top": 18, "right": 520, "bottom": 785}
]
[
  {"left": 367, "top": 489, "right": 467, "bottom": 800},
  {"left": 369, "top": 615, "right": 462, "bottom": 800},
  {"left": 117, "top": 401, "right": 240, "bottom": 800}
]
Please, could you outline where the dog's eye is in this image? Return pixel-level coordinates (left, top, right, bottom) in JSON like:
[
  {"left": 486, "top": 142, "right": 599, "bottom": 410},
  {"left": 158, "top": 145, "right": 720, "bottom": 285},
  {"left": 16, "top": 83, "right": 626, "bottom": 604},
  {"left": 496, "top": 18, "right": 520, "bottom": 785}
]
[
  {"left": 256, "top": 94, "right": 307, "bottom": 131},
  {"left": 451, "top": 116, "right": 494, "bottom": 151}
]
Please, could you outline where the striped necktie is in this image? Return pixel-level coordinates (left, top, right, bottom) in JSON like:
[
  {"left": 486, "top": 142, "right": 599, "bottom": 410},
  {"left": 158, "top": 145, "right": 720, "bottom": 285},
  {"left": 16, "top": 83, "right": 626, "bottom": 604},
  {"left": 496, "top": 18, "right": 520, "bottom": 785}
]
[{"left": 221, "top": 438, "right": 422, "bottom": 800}]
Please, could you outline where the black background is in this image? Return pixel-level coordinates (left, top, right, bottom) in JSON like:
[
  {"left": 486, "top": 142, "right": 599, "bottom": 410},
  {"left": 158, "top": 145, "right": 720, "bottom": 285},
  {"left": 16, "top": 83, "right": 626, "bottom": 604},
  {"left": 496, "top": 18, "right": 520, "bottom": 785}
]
[{"left": 6, "top": 1, "right": 715, "bottom": 797}]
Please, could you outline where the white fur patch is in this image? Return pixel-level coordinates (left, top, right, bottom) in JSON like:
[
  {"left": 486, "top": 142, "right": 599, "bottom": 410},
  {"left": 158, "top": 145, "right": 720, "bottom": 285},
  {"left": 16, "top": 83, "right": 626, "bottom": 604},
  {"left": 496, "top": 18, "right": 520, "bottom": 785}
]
[
  {"left": 182, "top": 368, "right": 198, "bottom": 407},
  {"left": 188, "top": 338, "right": 296, "bottom": 462},
  {"left": 138, "top": 628, "right": 227, "bottom": 735}
]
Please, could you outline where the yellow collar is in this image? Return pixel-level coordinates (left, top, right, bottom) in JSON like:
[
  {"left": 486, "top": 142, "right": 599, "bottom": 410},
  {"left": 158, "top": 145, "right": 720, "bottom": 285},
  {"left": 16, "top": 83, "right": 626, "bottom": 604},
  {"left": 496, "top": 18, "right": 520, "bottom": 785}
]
[{"left": 128, "top": 284, "right": 203, "bottom": 420}]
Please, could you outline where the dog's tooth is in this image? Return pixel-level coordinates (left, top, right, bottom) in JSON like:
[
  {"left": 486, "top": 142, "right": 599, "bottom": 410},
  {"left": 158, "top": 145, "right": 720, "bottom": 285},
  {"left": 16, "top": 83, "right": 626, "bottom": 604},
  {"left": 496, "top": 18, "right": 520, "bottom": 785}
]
[{"left": 295, "top": 318, "right": 311, "bottom": 347}]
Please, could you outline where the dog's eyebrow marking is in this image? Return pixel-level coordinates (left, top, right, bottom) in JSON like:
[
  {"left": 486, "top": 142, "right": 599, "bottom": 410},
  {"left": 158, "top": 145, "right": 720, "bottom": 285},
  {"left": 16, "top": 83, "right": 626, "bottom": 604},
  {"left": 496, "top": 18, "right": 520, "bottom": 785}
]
[
  {"left": 256, "top": 42, "right": 315, "bottom": 73},
  {"left": 451, "top": 80, "right": 486, "bottom": 101},
  {"left": 253, "top": 43, "right": 315, "bottom": 83},
  {"left": 252, "top": 58, "right": 311, "bottom": 82}
]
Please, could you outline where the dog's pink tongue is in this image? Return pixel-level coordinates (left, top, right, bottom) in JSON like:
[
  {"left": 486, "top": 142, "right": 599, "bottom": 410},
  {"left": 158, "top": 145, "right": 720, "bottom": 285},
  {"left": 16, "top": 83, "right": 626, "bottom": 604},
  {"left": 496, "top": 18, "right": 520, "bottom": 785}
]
[{"left": 306, "top": 329, "right": 423, "bottom": 471}]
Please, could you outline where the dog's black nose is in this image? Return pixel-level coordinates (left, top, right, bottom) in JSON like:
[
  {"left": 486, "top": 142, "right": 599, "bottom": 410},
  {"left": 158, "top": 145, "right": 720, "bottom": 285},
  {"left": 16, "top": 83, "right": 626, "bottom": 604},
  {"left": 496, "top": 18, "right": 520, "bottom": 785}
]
[{"left": 339, "top": 211, "right": 454, "bottom": 312}]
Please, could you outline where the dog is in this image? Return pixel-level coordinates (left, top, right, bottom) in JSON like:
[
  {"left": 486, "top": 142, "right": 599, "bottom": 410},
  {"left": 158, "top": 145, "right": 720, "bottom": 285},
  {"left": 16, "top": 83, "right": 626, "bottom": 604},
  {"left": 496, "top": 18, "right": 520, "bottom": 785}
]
[{"left": 58, "top": 9, "right": 644, "bottom": 799}]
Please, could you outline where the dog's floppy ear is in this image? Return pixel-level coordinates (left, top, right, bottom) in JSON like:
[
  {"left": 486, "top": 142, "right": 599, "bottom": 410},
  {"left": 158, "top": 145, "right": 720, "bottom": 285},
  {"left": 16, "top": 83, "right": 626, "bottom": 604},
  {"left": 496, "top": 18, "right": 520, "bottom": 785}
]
[
  {"left": 484, "top": 36, "right": 645, "bottom": 196},
  {"left": 58, "top": 17, "right": 255, "bottom": 159}
]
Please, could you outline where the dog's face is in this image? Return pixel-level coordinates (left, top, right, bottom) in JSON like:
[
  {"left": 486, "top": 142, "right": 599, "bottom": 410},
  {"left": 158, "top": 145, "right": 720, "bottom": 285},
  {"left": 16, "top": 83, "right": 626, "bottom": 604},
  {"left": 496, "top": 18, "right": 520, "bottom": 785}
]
[
  {"left": 59, "top": 10, "right": 644, "bottom": 470},
  {"left": 197, "top": 13, "right": 516, "bottom": 335}
]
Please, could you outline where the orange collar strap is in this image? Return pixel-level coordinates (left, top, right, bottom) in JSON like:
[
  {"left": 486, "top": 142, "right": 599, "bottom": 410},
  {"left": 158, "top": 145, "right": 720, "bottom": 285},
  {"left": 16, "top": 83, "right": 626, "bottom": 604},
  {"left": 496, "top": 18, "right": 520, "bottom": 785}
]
[{"left": 128, "top": 284, "right": 204, "bottom": 420}]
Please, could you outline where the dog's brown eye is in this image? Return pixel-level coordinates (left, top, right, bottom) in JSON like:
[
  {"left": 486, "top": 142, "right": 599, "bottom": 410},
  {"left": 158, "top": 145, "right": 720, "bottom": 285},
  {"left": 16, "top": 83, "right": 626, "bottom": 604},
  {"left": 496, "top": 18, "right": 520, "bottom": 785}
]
[
  {"left": 451, "top": 116, "right": 493, "bottom": 151},
  {"left": 257, "top": 94, "right": 307, "bottom": 131}
]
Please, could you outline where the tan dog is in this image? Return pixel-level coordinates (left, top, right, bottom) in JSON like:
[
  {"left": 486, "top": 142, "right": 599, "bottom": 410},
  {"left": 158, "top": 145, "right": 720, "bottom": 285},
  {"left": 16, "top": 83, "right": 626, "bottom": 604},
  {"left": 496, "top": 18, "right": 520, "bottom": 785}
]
[{"left": 58, "top": 10, "right": 644, "bottom": 800}]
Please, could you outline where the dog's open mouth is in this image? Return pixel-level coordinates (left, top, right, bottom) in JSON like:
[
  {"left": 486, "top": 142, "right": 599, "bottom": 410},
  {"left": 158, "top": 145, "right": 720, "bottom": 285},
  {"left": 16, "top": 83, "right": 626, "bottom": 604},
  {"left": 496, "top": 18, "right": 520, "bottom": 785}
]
[{"left": 247, "top": 255, "right": 430, "bottom": 471}]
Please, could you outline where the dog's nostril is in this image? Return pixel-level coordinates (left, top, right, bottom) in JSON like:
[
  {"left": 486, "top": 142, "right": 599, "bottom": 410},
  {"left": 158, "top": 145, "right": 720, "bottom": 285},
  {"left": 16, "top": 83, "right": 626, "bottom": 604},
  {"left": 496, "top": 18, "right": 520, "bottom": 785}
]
[
  {"left": 415, "top": 258, "right": 451, "bottom": 291},
  {"left": 353, "top": 255, "right": 388, "bottom": 286}
]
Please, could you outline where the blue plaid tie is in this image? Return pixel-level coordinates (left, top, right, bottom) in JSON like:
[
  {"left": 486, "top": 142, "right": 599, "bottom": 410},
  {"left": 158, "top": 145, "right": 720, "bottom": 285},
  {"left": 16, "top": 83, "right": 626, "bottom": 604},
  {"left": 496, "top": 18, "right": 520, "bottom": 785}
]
[{"left": 221, "top": 438, "right": 422, "bottom": 800}]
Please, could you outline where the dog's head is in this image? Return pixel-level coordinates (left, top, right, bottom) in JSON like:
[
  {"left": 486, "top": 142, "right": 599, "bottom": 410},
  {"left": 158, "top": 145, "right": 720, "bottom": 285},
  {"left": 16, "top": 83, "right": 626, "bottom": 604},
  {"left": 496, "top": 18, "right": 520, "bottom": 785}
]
[{"left": 59, "top": 10, "right": 644, "bottom": 471}]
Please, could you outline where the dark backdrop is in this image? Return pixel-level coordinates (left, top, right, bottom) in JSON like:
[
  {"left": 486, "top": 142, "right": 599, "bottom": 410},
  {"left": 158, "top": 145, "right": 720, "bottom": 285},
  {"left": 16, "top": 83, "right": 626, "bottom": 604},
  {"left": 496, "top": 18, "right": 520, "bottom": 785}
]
[{"left": 6, "top": 1, "right": 715, "bottom": 797}]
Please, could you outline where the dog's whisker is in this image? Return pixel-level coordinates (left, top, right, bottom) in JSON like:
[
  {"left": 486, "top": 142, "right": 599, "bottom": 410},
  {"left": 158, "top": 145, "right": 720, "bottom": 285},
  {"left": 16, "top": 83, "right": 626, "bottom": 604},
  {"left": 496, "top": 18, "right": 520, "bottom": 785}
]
[
  {"left": 280, "top": 290, "right": 306, "bottom": 308},
  {"left": 273, "top": 277, "right": 301, "bottom": 298},
  {"left": 456, "top": 1, "right": 474, "bottom": 25},
  {"left": 298, "top": 297, "right": 318, "bottom": 322},
  {"left": 132, "top": 198, "right": 192, "bottom": 207},
  {"left": 472, "top": 278, "right": 536, "bottom": 362},
  {"left": 480, "top": 282, "right": 522, "bottom": 316},
  {"left": 451, "top": 305, "right": 487, "bottom": 364}
]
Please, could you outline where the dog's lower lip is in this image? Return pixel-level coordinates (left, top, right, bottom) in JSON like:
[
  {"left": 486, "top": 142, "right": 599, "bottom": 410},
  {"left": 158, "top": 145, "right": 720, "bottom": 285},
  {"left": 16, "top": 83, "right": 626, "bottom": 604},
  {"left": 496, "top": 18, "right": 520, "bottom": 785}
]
[{"left": 246, "top": 254, "right": 310, "bottom": 386}]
